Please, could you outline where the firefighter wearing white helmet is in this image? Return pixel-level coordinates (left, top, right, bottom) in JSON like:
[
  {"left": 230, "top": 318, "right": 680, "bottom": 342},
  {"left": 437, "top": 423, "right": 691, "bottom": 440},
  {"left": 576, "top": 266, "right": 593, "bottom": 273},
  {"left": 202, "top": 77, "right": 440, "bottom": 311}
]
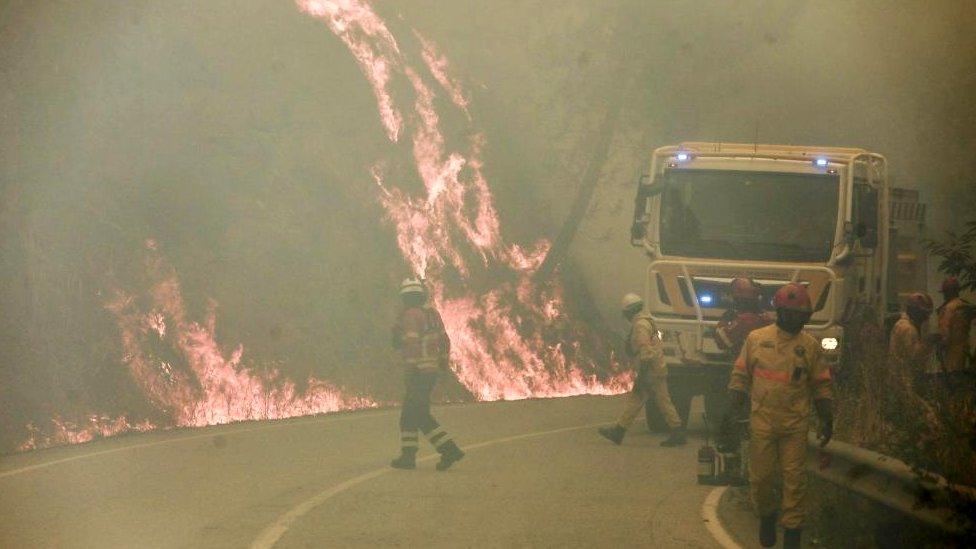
[
  {"left": 598, "top": 293, "right": 685, "bottom": 446},
  {"left": 390, "top": 277, "right": 464, "bottom": 471}
]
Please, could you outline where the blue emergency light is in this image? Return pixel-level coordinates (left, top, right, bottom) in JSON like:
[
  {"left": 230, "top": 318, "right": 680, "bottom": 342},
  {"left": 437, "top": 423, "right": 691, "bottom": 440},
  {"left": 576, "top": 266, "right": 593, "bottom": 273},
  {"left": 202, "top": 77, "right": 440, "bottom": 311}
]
[
  {"left": 699, "top": 294, "right": 714, "bottom": 305},
  {"left": 814, "top": 157, "right": 829, "bottom": 167},
  {"left": 676, "top": 152, "right": 691, "bottom": 162}
]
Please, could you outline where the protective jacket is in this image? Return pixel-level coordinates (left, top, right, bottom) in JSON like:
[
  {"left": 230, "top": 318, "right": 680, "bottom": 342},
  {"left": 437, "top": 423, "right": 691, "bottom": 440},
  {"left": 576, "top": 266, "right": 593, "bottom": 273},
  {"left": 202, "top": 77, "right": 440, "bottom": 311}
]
[
  {"left": 729, "top": 324, "right": 833, "bottom": 433},
  {"left": 628, "top": 313, "right": 665, "bottom": 376},
  {"left": 938, "top": 297, "right": 973, "bottom": 372},
  {"left": 889, "top": 313, "right": 934, "bottom": 374},
  {"left": 393, "top": 305, "right": 450, "bottom": 373},
  {"left": 716, "top": 309, "right": 773, "bottom": 358}
]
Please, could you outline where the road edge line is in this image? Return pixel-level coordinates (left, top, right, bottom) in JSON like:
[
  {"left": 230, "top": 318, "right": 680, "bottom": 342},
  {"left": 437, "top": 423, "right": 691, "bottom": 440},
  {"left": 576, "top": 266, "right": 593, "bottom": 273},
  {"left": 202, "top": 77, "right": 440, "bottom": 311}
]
[
  {"left": 0, "top": 411, "right": 395, "bottom": 479},
  {"left": 249, "top": 422, "right": 610, "bottom": 549},
  {"left": 702, "top": 486, "right": 744, "bottom": 549}
]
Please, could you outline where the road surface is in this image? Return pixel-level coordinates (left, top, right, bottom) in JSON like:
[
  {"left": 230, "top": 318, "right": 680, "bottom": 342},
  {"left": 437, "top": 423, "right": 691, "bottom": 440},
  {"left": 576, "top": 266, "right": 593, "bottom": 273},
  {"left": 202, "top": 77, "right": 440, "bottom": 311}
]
[{"left": 1, "top": 395, "right": 749, "bottom": 548}]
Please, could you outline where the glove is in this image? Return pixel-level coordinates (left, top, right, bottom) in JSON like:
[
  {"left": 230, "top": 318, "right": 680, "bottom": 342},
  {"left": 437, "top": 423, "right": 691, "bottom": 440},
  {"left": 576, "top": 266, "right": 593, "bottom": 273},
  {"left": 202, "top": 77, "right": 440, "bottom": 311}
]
[
  {"left": 716, "top": 414, "right": 739, "bottom": 453},
  {"left": 815, "top": 399, "right": 833, "bottom": 447},
  {"left": 729, "top": 390, "right": 748, "bottom": 420}
]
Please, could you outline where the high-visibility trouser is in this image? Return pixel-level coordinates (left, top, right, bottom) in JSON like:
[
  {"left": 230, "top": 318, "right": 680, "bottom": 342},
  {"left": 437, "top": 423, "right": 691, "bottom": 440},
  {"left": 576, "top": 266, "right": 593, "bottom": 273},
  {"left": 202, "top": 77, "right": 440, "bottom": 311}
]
[
  {"left": 617, "top": 374, "right": 682, "bottom": 430},
  {"left": 749, "top": 426, "right": 808, "bottom": 529},
  {"left": 399, "top": 370, "right": 454, "bottom": 454}
]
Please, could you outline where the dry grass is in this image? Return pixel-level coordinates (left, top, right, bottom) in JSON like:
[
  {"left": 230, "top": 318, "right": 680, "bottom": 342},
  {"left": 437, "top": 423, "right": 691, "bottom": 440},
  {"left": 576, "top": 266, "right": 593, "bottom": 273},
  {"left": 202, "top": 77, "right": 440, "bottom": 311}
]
[{"left": 835, "top": 310, "right": 976, "bottom": 535}]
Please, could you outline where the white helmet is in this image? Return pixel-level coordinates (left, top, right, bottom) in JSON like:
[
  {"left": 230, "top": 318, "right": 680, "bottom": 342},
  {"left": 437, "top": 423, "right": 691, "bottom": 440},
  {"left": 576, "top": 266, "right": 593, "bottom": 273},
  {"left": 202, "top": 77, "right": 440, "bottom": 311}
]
[
  {"left": 621, "top": 293, "right": 644, "bottom": 313},
  {"left": 399, "top": 277, "right": 426, "bottom": 296}
]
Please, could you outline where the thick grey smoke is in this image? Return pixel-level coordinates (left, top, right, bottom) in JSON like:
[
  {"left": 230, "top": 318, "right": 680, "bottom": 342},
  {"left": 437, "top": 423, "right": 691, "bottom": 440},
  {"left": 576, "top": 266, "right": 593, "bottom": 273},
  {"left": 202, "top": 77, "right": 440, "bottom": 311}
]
[{"left": 1, "top": 0, "right": 973, "bottom": 449}]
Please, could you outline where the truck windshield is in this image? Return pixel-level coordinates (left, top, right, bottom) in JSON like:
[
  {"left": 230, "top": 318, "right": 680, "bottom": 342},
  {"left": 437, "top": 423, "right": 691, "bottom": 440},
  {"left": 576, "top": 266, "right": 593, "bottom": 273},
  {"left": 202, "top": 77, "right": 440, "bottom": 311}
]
[{"left": 659, "top": 169, "right": 839, "bottom": 262}]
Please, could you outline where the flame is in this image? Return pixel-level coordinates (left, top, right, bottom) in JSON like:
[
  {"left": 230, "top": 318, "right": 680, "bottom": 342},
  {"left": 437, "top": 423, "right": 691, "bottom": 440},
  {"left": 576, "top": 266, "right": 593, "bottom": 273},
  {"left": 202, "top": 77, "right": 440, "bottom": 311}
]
[
  {"left": 17, "top": 0, "right": 628, "bottom": 452},
  {"left": 300, "top": 0, "right": 631, "bottom": 400},
  {"left": 21, "top": 244, "right": 376, "bottom": 451}
]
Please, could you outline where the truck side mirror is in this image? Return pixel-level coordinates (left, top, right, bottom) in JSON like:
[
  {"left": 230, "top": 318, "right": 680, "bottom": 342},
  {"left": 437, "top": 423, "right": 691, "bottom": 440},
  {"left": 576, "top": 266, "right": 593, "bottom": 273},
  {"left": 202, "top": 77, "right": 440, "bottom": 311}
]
[
  {"left": 859, "top": 227, "right": 878, "bottom": 249},
  {"left": 852, "top": 183, "right": 879, "bottom": 250}
]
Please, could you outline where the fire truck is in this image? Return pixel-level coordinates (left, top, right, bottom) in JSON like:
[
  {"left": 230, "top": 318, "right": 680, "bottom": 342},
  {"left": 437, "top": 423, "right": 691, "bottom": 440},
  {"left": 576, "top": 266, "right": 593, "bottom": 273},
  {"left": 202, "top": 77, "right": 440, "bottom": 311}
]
[{"left": 629, "top": 142, "right": 909, "bottom": 428}]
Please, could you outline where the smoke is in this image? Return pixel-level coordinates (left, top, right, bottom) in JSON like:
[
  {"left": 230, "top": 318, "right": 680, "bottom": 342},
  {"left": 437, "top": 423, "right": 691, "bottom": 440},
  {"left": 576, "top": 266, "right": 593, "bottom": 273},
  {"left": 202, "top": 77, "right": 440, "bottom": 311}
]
[{"left": 1, "top": 0, "right": 974, "bottom": 450}]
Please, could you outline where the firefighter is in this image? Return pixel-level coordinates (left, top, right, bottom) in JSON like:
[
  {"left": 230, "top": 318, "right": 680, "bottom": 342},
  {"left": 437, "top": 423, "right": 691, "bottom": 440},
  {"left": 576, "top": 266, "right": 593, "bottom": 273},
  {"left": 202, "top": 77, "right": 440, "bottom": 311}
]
[
  {"left": 725, "top": 283, "right": 833, "bottom": 549},
  {"left": 937, "top": 276, "right": 974, "bottom": 377},
  {"left": 599, "top": 293, "right": 686, "bottom": 447},
  {"left": 390, "top": 278, "right": 464, "bottom": 471},
  {"left": 715, "top": 278, "right": 772, "bottom": 357},
  {"left": 889, "top": 292, "right": 939, "bottom": 383},
  {"left": 711, "top": 278, "right": 773, "bottom": 427}
]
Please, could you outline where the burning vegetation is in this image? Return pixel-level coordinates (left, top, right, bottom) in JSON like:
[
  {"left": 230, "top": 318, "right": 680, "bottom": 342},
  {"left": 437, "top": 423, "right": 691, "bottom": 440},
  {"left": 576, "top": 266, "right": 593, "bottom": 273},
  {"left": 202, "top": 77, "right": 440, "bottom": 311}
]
[{"left": 11, "top": 0, "right": 628, "bottom": 452}]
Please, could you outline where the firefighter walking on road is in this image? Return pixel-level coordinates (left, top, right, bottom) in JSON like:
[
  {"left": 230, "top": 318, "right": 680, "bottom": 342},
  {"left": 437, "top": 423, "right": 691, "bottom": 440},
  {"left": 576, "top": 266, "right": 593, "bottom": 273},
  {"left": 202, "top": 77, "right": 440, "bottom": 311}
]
[
  {"left": 599, "top": 293, "right": 686, "bottom": 447},
  {"left": 725, "top": 283, "right": 833, "bottom": 549},
  {"left": 390, "top": 278, "right": 465, "bottom": 471}
]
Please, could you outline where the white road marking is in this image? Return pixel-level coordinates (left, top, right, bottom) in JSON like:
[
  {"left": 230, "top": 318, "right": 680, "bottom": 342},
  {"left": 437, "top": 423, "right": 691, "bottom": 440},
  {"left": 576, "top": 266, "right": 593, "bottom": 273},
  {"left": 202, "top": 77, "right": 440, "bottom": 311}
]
[
  {"left": 702, "top": 486, "right": 744, "bottom": 549},
  {"left": 0, "top": 410, "right": 394, "bottom": 479},
  {"left": 250, "top": 421, "right": 612, "bottom": 549}
]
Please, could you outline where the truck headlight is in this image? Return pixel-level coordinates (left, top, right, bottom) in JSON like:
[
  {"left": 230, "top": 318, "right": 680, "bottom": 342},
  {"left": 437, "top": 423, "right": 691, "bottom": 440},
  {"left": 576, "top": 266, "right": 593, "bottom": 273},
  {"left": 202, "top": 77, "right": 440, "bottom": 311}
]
[{"left": 821, "top": 337, "right": 839, "bottom": 351}]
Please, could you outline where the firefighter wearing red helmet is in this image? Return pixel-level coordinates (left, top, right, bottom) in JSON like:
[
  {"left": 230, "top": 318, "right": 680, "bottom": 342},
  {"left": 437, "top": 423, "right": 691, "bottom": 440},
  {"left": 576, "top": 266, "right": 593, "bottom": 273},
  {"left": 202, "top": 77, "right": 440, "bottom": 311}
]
[
  {"left": 889, "top": 293, "right": 939, "bottom": 382},
  {"left": 390, "top": 278, "right": 464, "bottom": 471},
  {"left": 937, "top": 276, "right": 973, "bottom": 374},
  {"left": 712, "top": 278, "right": 772, "bottom": 437},
  {"left": 726, "top": 282, "right": 833, "bottom": 549},
  {"left": 716, "top": 278, "right": 773, "bottom": 357}
]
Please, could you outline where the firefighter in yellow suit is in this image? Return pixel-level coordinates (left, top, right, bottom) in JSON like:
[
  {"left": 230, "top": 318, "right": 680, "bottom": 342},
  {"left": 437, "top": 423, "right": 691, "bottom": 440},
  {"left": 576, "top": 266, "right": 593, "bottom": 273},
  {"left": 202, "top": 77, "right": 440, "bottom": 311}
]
[
  {"left": 726, "top": 283, "right": 833, "bottom": 549},
  {"left": 599, "top": 293, "right": 685, "bottom": 447},
  {"left": 937, "top": 276, "right": 973, "bottom": 376}
]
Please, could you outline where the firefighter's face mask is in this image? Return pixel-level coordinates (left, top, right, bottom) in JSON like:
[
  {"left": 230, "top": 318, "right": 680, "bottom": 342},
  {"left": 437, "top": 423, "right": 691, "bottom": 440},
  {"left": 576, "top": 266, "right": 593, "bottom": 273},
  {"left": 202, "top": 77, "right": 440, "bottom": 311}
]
[
  {"left": 401, "top": 292, "right": 426, "bottom": 308},
  {"left": 776, "top": 308, "right": 811, "bottom": 334}
]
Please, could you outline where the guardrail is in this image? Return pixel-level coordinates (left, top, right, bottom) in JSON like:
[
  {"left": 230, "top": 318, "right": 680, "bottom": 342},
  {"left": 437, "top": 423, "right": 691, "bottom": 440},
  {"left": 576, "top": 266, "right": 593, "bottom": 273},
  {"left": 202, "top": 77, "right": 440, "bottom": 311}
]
[{"left": 806, "top": 434, "right": 974, "bottom": 533}]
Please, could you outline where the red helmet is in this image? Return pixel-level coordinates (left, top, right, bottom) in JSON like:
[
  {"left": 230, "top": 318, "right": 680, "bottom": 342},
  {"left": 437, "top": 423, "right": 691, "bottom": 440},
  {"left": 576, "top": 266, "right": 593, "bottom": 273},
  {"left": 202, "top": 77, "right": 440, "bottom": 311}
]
[
  {"left": 730, "top": 278, "right": 761, "bottom": 300},
  {"left": 905, "top": 292, "right": 934, "bottom": 313},
  {"left": 773, "top": 283, "right": 812, "bottom": 312},
  {"left": 941, "top": 276, "right": 961, "bottom": 294}
]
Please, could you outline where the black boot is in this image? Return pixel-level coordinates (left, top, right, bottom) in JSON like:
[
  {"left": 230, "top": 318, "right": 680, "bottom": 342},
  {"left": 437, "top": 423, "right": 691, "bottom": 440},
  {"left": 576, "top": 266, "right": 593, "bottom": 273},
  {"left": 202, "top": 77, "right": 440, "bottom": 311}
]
[
  {"left": 783, "top": 528, "right": 801, "bottom": 549},
  {"left": 759, "top": 513, "right": 778, "bottom": 548},
  {"left": 660, "top": 427, "right": 687, "bottom": 447},
  {"left": 598, "top": 425, "right": 626, "bottom": 445},
  {"left": 435, "top": 440, "right": 465, "bottom": 471},
  {"left": 390, "top": 448, "right": 417, "bottom": 470}
]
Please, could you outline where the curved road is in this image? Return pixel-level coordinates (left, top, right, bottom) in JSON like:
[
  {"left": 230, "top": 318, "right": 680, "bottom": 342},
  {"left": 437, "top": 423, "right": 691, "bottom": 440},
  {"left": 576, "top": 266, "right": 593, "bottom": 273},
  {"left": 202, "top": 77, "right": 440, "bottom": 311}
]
[{"left": 1, "top": 395, "right": 741, "bottom": 548}]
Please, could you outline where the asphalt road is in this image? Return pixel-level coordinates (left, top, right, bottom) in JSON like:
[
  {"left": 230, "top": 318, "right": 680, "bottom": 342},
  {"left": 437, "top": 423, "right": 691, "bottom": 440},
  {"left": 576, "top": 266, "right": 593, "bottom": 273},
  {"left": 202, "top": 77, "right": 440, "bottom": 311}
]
[{"left": 1, "top": 395, "right": 743, "bottom": 548}]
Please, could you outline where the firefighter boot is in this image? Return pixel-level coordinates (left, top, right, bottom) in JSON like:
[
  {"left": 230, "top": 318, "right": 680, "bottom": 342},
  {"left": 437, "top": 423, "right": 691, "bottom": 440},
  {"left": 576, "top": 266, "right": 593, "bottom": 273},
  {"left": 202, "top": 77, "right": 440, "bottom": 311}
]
[
  {"left": 435, "top": 440, "right": 465, "bottom": 471},
  {"left": 598, "top": 425, "right": 626, "bottom": 445},
  {"left": 783, "top": 528, "right": 802, "bottom": 549},
  {"left": 759, "top": 513, "right": 778, "bottom": 548},
  {"left": 390, "top": 447, "right": 417, "bottom": 470},
  {"left": 660, "top": 427, "right": 687, "bottom": 447}
]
